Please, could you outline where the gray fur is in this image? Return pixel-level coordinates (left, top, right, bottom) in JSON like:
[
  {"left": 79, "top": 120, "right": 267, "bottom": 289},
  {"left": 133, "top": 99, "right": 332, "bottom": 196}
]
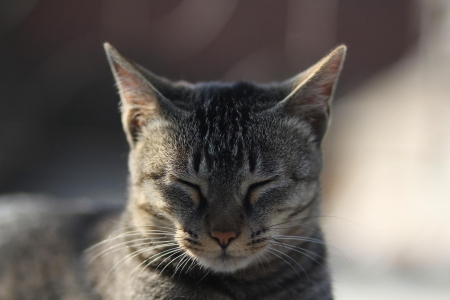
[{"left": 0, "top": 44, "right": 345, "bottom": 299}]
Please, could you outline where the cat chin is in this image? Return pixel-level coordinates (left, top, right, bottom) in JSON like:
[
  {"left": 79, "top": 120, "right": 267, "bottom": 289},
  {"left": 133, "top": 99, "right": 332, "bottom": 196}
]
[{"left": 196, "top": 254, "right": 257, "bottom": 273}]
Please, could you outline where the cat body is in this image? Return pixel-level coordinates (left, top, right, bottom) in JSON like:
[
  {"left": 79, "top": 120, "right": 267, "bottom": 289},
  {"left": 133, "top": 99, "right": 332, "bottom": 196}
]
[
  {"left": 0, "top": 44, "right": 346, "bottom": 299},
  {"left": 0, "top": 196, "right": 120, "bottom": 299}
]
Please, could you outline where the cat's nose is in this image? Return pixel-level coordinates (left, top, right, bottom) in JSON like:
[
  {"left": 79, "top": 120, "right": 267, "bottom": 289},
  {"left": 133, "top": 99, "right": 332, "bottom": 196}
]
[{"left": 211, "top": 231, "right": 238, "bottom": 248}]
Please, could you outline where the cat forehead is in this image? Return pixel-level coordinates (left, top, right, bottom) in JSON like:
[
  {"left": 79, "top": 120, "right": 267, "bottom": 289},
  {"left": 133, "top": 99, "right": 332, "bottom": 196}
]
[
  {"left": 188, "top": 82, "right": 283, "bottom": 133},
  {"left": 189, "top": 81, "right": 281, "bottom": 108},
  {"left": 143, "top": 82, "right": 306, "bottom": 152}
]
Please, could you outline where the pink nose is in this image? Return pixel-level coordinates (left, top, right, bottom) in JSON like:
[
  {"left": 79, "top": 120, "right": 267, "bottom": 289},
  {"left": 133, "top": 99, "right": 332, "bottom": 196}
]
[{"left": 211, "top": 231, "right": 238, "bottom": 247}]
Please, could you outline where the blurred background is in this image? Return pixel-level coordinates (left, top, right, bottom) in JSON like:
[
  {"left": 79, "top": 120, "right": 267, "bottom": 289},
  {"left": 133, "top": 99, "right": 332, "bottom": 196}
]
[{"left": 0, "top": 0, "right": 449, "bottom": 298}]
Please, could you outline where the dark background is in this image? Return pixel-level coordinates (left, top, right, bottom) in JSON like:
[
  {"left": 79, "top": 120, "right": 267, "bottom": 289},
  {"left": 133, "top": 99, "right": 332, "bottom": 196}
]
[{"left": 1, "top": 0, "right": 419, "bottom": 201}]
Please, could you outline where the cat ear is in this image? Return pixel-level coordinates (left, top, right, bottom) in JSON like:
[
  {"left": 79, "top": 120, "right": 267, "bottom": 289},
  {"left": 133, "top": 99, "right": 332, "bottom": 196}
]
[
  {"left": 104, "top": 43, "right": 176, "bottom": 146},
  {"left": 280, "top": 45, "right": 346, "bottom": 142}
]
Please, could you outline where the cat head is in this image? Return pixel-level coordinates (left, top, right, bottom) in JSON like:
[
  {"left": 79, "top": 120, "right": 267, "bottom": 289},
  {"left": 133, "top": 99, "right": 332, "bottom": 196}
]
[{"left": 104, "top": 43, "right": 346, "bottom": 273}]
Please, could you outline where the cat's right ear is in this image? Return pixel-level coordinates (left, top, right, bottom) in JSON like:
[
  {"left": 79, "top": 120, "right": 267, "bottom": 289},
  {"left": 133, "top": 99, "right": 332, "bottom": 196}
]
[{"left": 104, "top": 43, "right": 171, "bottom": 146}]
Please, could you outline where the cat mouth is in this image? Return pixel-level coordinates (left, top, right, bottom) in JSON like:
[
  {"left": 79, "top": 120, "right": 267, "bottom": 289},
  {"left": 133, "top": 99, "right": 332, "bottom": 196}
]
[
  {"left": 180, "top": 238, "right": 264, "bottom": 272},
  {"left": 193, "top": 250, "right": 257, "bottom": 273},
  {"left": 218, "top": 252, "right": 239, "bottom": 260}
]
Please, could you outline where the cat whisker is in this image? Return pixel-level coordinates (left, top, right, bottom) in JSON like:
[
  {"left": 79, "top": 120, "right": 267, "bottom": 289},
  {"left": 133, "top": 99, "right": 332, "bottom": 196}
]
[
  {"left": 109, "top": 244, "right": 178, "bottom": 284},
  {"left": 85, "top": 231, "right": 175, "bottom": 252},
  {"left": 270, "top": 225, "right": 318, "bottom": 232},
  {"left": 269, "top": 215, "right": 355, "bottom": 229},
  {"left": 185, "top": 257, "right": 198, "bottom": 274},
  {"left": 85, "top": 232, "right": 146, "bottom": 252},
  {"left": 157, "top": 251, "right": 185, "bottom": 278},
  {"left": 88, "top": 239, "right": 152, "bottom": 265},
  {"left": 180, "top": 255, "right": 195, "bottom": 275},
  {"left": 255, "top": 253, "right": 266, "bottom": 273},
  {"left": 267, "top": 247, "right": 309, "bottom": 280},
  {"left": 258, "top": 250, "right": 278, "bottom": 273},
  {"left": 272, "top": 240, "right": 324, "bottom": 259},
  {"left": 269, "top": 216, "right": 322, "bottom": 228},
  {"left": 273, "top": 235, "right": 353, "bottom": 267},
  {"left": 86, "top": 235, "right": 171, "bottom": 254},
  {"left": 171, "top": 253, "right": 189, "bottom": 279},
  {"left": 270, "top": 241, "right": 325, "bottom": 268},
  {"left": 87, "top": 238, "right": 174, "bottom": 265},
  {"left": 105, "top": 242, "right": 178, "bottom": 278},
  {"left": 139, "top": 232, "right": 176, "bottom": 236},
  {"left": 115, "top": 228, "right": 176, "bottom": 233},
  {"left": 270, "top": 237, "right": 286, "bottom": 249},
  {"left": 102, "top": 218, "right": 177, "bottom": 231},
  {"left": 98, "top": 242, "right": 177, "bottom": 270},
  {"left": 266, "top": 248, "right": 302, "bottom": 278},
  {"left": 104, "top": 228, "right": 174, "bottom": 237},
  {"left": 260, "top": 251, "right": 272, "bottom": 267},
  {"left": 100, "top": 247, "right": 152, "bottom": 286},
  {"left": 196, "top": 269, "right": 210, "bottom": 284},
  {"left": 135, "top": 247, "right": 183, "bottom": 279},
  {"left": 272, "top": 235, "right": 327, "bottom": 245},
  {"left": 130, "top": 247, "right": 181, "bottom": 278},
  {"left": 179, "top": 255, "right": 195, "bottom": 276},
  {"left": 139, "top": 225, "right": 177, "bottom": 231}
]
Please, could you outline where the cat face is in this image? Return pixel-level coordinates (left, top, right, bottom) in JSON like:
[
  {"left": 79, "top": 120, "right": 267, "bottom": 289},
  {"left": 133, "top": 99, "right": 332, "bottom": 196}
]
[{"left": 104, "top": 44, "right": 345, "bottom": 273}]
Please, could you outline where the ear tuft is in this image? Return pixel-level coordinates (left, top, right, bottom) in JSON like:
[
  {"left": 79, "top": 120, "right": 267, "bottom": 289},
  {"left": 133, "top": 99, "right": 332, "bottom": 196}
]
[{"left": 281, "top": 45, "right": 346, "bottom": 142}]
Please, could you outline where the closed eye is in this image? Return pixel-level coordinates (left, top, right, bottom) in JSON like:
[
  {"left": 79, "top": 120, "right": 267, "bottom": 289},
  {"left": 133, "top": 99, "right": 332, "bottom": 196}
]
[
  {"left": 246, "top": 177, "right": 278, "bottom": 204},
  {"left": 175, "top": 178, "right": 204, "bottom": 203}
]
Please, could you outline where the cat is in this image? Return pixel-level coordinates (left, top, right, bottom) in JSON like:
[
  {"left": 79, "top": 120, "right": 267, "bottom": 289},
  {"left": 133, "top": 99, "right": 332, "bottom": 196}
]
[{"left": 0, "top": 43, "right": 346, "bottom": 300}]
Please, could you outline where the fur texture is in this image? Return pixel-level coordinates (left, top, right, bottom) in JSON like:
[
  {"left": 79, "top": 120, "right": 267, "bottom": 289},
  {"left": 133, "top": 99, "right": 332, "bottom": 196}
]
[{"left": 0, "top": 44, "right": 345, "bottom": 299}]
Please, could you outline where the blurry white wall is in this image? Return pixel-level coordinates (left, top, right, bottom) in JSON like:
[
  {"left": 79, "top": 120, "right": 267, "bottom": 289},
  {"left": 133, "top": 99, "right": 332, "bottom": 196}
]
[{"left": 322, "top": 0, "right": 450, "bottom": 298}]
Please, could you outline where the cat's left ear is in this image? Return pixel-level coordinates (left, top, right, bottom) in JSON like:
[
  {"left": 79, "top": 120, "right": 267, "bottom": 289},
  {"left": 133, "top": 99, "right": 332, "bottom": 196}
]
[{"left": 280, "top": 45, "right": 346, "bottom": 142}]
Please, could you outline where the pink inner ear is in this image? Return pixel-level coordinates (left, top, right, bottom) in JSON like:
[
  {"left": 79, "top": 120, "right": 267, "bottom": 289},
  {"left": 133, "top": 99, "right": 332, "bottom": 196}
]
[
  {"left": 282, "top": 47, "right": 345, "bottom": 142},
  {"left": 288, "top": 47, "right": 345, "bottom": 109},
  {"left": 305, "top": 54, "right": 344, "bottom": 106},
  {"left": 112, "top": 60, "right": 158, "bottom": 115},
  {"left": 128, "top": 108, "right": 145, "bottom": 128},
  {"left": 114, "top": 63, "right": 146, "bottom": 100},
  {"left": 317, "top": 80, "right": 334, "bottom": 101},
  {"left": 111, "top": 60, "right": 160, "bottom": 144}
]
